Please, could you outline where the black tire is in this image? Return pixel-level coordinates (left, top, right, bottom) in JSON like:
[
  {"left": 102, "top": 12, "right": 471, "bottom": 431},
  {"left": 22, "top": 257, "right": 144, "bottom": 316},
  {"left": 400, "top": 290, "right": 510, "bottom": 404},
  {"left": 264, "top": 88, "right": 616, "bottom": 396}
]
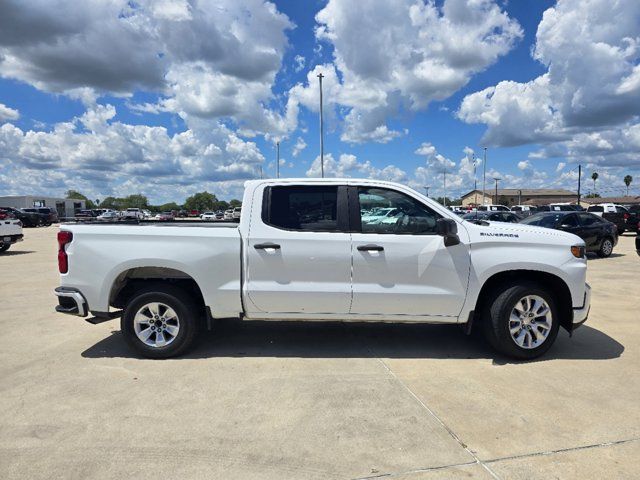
[
  {"left": 597, "top": 237, "right": 614, "bottom": 258},
  {"left": 121, "top": 284, "right": 200, "bottom": 359},
  {"left": 0, "top": 244, "right": 10, "bottom": 252},
  {"left": 482, "top": 282, "right": 560, "bottom": 360}
]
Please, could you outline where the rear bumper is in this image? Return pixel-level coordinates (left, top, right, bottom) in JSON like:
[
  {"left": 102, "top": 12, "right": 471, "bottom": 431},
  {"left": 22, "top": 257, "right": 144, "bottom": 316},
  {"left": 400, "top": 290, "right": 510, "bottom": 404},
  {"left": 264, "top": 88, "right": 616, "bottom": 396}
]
[
  {"left": 572, "top": 283, "right": 591, "bottom": 329},
  {"left": 1, "top": 234, "right": 23, "bottom": 244},
  {"left": 54, "top": 287, "right": 88, "bottom": 317}
]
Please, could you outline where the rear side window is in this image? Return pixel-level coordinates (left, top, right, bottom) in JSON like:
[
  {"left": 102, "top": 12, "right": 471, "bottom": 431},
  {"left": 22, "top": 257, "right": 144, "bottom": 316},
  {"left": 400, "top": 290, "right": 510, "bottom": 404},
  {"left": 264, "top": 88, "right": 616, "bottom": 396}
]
[
  {"left": 578, "top": 213, "right": 600, "bottom": 226},
  {"left": 587, "top": 206, "right": 603, "bottom": 212},
  {"left": 264, "top": 186, "right": 339, "bottom": 232}
]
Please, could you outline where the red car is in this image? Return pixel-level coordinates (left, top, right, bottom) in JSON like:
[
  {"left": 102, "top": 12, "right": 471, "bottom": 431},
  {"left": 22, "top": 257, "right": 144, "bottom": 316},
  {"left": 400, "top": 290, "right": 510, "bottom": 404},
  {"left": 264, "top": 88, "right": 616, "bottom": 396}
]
[{"left": 188, "top": 210, "right": 200, "bottom": 217}]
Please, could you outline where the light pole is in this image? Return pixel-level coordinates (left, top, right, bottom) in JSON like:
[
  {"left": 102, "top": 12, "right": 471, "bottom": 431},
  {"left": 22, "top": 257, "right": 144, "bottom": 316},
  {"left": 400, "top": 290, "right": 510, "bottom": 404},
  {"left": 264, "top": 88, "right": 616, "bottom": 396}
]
[
  {"left": 276, "top": 141, "right": 280, "bottom": 179},
  {"left": 317, "top": 72, "right": 325, "bottom": 178},
  {"left": 482, "top": 147, "right": 487, "bottom": 205},
  {"left": 443, "top": 169, "right": 447, "bottom": 207},
  {"left": 423, "top": 186, "right": 430, "bottom": 198},
  {"left": 493, "top": 177, "right": 501, "bottom": 205},
  {"left": 472, "top": 152, "right": 478, "bottom": 206}
]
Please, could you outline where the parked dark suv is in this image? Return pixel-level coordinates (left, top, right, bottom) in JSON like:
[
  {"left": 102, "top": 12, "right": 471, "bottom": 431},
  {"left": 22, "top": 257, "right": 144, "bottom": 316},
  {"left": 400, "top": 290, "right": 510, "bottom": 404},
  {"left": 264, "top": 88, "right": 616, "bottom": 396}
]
[
  {"left": 520, "top": 211, "right": 618, "bottom": 257},
  {"left": 23, "top": 207, "right": 59, "bottom": 225},
  {"left": 0, "top": 207, "right": 41, "bottom": 227}
]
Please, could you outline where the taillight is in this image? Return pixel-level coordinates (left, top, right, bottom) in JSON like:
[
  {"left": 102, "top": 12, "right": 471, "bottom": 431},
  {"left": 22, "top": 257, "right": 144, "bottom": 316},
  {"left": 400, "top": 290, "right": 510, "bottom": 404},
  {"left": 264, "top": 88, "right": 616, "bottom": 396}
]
[
  {"left": 624, "top": 213, "right": 629, "bottom": 220},
  {"left": 0, "top": 213, "right": 6, "bottom": 220},
  {"left": 57, "top": 231, "right": 73, "bottom": 273}
]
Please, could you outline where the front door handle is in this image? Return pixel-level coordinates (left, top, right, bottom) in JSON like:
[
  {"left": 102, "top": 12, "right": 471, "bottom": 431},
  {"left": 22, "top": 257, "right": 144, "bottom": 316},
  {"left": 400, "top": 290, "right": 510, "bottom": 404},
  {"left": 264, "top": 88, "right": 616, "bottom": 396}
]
[
  {"left": 357, "top": 244, "right": 384, "bottom": 252},
  {"left": 254, "top": 242, "right": 281, "bottom": 250}
]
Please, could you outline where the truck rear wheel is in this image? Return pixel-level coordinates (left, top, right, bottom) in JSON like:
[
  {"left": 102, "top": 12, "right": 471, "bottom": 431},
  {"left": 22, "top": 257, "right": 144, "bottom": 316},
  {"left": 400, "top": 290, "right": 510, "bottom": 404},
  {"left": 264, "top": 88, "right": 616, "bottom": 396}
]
[
  {"left": 121, "top": 285, "right": 200, "bottom": 359},
  {"left": 482, "top": 282, "right": 560, "bottom": 360},
  {"left": 0, "top": 244, "right": 10, "bottom": 252}
]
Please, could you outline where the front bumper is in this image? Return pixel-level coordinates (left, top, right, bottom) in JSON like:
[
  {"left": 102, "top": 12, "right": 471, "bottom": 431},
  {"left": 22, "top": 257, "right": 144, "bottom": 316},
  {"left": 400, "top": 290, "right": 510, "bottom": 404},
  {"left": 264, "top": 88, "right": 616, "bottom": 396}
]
[
  {"left": 54, "top": 287, "right": 88, "bottom": 317},
  {"left": 572, "top": 283, "right": 591, "bottom": 329}
]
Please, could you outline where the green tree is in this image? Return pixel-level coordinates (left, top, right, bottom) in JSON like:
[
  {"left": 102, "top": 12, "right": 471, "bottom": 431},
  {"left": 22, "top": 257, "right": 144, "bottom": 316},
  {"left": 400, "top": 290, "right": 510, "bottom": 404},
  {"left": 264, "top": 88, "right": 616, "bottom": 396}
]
[
  {"left": 66, "top": 190, "right": 95, "bottom": 209},
  {"left": 213, "top": 200, "right": 229, "bottom": 211},
  {"left": 100, "top": 196, "right": 120, "bottom": 209},
  {"left": 184, "top": 191, "right": 217, "bottom": 211},
  {"left": 157, "top": 202, "right": 181, "bottom": 212},
  {"left": 624, "top": 175, "right": 632, "bottom": 196},
  {"left": 229, "top": 199, "right": 242, "bottom": 207},
  {"left": 120, "top": 194, "right": 148, "bottom": 209},
  {"left": 591, "top": 172, "right": 599, "bottom": 193}
]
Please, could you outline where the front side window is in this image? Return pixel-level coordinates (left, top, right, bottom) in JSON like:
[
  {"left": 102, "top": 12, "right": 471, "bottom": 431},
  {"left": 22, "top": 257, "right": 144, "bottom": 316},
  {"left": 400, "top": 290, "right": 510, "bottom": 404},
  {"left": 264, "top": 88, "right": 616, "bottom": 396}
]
[
  {"left": 357, "top": 187, "right": 440, "bottom": 234},
  {"left": 561, "top": 214, "right": 579, "bottom": 227},
  {"left": 265, "top": 185, "right": 339, "bottom": 232}
]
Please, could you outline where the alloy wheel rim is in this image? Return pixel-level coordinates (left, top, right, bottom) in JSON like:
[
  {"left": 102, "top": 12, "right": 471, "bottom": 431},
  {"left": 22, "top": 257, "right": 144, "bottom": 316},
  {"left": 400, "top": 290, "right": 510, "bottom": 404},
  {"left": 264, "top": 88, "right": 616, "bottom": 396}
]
[
  {"left": 133, "top": 302, "right": 180, "bottom": 348},
  {"left": 509, "top": 295, "right": 552, "bottom": 349},
  {"left": 603, "top": 240, "right": 612, "bottom": 255}
]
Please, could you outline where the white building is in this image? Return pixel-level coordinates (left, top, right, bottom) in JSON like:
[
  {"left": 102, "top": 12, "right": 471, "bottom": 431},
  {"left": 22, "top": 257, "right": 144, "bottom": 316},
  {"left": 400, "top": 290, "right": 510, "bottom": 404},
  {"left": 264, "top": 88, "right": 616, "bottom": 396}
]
[{"left": 0, "top": 196, "right": 86, "bottom": 218}]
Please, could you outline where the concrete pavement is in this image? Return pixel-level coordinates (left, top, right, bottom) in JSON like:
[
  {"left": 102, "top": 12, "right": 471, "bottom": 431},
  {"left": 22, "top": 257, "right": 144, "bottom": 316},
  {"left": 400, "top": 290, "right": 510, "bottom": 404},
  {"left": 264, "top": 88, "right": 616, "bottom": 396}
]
[{"left": 1, "top": 226, "right": 638, "bottom": 479}]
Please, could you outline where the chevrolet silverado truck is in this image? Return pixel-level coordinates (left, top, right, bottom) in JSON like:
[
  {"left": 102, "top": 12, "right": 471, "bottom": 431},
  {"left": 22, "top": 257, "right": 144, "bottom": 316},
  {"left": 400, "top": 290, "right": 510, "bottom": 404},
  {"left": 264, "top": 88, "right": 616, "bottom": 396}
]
[{"left": 54, "top": 179, "right": 591, "bottom": 359}]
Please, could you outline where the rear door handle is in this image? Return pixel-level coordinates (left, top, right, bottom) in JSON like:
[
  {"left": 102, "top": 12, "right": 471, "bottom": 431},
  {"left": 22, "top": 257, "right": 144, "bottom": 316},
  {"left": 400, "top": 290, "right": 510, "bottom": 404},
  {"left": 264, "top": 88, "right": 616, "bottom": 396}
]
[
  {"left": 357, "top": 244, "right": 384, "bottom": 252},
  {"left": 254, "top": 242, "right": 281, "bottom": 250}
]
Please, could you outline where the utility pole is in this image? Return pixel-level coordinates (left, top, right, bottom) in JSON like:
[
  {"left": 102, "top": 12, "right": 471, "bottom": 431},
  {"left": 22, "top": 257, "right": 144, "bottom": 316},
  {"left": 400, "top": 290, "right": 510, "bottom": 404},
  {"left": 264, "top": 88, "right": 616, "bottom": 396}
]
[
  {"left": 276, "top": 141, "right": 280, "bottom": 179},
  {"left": 443, "top": 169, "right": 447, "bottom": 207},
  {"left": 493, "top": 177, "right": 501, "bottom": 205},
  {"left": 317, "top": 72, "right": 325, "bottom": 178},
  {"left": 518, "top": 189, "right": 522, "bottom": 205},
  {"left": 423, "top": 186, "right": 430, "bottom": 198},
  {"left": 577, "top": 164, "right": 581, "bottom": 205},
  {"left": 482, "top": 147, "right": 487, "bottom": 206},
  {"left": 472, "top": 152, "right": 478, "bottom": 206},
  {"left": 259, "top": 165, "right": 263, "bottom": 179}
]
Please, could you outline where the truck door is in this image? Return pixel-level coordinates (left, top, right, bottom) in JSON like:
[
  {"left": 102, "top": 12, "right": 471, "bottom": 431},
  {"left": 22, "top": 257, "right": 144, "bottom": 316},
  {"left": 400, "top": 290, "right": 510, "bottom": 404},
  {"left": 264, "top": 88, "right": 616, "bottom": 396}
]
[
  {"left": 245, "top": 184, "right": 352, "bottom": 315},
  {"left": 350, "top": 186, "right": 470, "bottom": 318}
]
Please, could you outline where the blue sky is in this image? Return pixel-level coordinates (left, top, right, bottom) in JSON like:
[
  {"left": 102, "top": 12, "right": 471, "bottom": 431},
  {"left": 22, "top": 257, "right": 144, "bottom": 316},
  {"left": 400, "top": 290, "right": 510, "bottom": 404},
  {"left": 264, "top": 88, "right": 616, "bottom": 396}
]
[{"left": 0, "top": 0, "right": 638, "bottom": 203}]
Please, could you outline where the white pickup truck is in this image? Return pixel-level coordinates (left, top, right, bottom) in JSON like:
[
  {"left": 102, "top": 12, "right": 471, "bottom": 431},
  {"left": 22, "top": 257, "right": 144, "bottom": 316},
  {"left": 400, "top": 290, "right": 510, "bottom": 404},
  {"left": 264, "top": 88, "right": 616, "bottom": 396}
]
[
  {"left": 54, "top": 179, "right": 591, "bottom": 359},
  {"left": 1, "top": 216, "right": 24, "bottom": 253}
]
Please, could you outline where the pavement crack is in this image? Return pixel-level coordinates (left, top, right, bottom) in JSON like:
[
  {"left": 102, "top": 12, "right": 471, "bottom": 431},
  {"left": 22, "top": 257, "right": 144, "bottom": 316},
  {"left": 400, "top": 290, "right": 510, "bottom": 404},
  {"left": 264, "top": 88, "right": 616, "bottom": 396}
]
[
  {"left": 484, "top": 436, "right": 640, "bottom": 465},
  {"left": 351, "top": 459, "right": 479, "bottom": 480},
  {"left": 374, "top": 357, "right": 502, "bottom": 480}
]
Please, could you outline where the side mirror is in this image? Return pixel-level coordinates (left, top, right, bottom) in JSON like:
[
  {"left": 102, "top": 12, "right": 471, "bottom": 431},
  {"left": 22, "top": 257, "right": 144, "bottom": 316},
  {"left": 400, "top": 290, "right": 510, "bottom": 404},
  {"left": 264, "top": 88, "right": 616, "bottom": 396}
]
[{"left": 436, "top": 218, "right": 460, "bottom": 246}]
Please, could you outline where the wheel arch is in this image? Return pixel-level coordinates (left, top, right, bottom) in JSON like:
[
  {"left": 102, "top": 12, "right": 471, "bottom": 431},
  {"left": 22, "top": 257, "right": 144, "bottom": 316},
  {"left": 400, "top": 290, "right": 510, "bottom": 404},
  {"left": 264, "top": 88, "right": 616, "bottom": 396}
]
[
  {"left": 109, "top": 266, "right": 206, "bottom": 312},
  {"left": 474, "top": 269, "right": 573, "bottom": 333}
]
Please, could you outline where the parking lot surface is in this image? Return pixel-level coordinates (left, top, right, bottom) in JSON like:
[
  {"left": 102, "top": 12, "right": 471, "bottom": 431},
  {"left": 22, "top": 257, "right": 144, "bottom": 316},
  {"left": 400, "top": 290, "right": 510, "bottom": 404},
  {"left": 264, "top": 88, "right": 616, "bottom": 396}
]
[{"left": 1, "top": 227, "right": 639, "bottom": 479}]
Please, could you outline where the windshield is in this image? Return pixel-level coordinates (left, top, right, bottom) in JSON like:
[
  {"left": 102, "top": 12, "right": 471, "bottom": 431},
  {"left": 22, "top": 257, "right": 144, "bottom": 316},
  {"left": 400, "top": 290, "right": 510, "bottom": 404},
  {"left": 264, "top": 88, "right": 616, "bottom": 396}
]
[{"left": 520, "top": 213, "right": 563, "bottom": 228}]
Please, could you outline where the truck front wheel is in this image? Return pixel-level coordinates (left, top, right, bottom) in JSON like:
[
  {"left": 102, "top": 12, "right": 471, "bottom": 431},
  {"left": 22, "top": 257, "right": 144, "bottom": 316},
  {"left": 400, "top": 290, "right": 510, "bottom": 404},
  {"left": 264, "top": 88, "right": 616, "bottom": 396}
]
[
  {"left": 121, "top": 285, "right": 199, "bottom": 359},
  {"left": 482, "top": 282, "right": 560, "bottom": 360}
]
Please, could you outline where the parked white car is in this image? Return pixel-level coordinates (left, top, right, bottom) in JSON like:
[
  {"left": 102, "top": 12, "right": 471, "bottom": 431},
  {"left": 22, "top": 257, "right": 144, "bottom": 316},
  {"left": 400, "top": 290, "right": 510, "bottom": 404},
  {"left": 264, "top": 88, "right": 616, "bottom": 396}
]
[
  {"left": 201, "top": 212, "right": 217, "bottom": 221},
  {"left": 0, "top": 216, "right": 23, "bottom": 253},
  {"left": 511, "top": 205, "right": 536, "bottom": 213},
  {"left": 361, "top": 207, "right": 400, "bottom": 224},
  {"left": 123, "top": 208, "right": 144, "bottom": 219},
  {"left": 224, "top": 209, "right": 234, "bottom": 220},
  {"left": 54, "top": 178, "right": 590, "bottom": 360},
  {"left": 232, "top": 206, "right": 242, "bottom": 221},
  {"left": 97, "top": 211, "right": 120, "bottom": 221},
  {"left": 478, "top": 205, "right": 510, "bottom": 212}
]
